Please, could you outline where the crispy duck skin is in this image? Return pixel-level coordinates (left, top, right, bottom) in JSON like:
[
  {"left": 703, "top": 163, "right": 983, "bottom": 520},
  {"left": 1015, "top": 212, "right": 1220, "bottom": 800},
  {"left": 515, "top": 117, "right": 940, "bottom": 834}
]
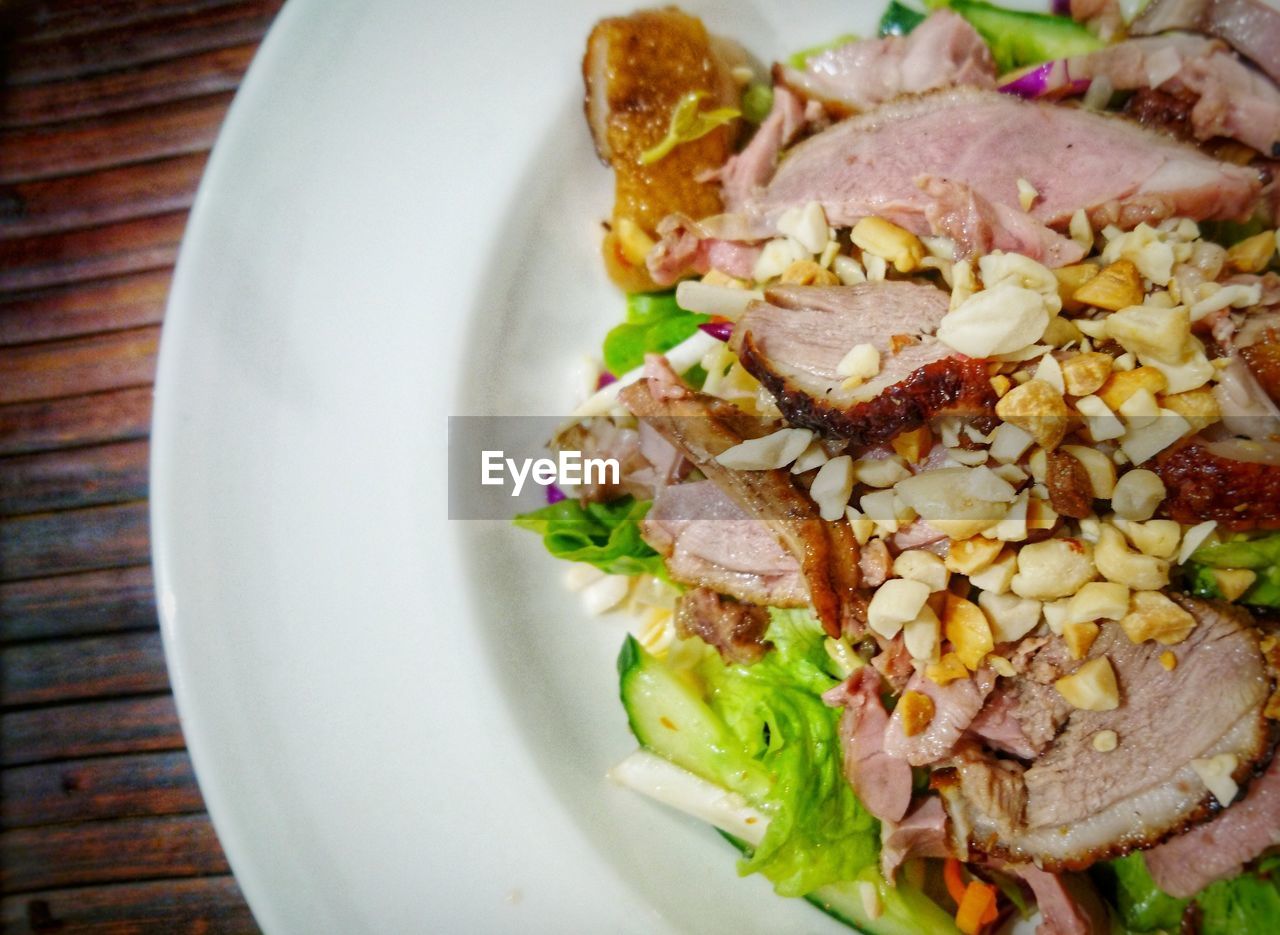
[
  {"left": 1155, "top": 439, "right": 1280, "bottom": 531},
  {"left": 739, "top": 337, "right": 998, "bottom": 446},
  {"left": 619, "top": 357, "right": 864, "bottom": 637},
  {"left": 582, "top": 8, "right": 737, "bottom": 235}
]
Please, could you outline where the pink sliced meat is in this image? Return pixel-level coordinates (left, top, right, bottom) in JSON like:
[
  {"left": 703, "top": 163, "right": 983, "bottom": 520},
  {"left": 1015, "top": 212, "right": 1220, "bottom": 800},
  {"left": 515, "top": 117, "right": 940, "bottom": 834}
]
[
  {"left": 1133, "top": 0, "right": 1280, "bottom": 89},
  {"left": 825, "top": 667, "right": 914, "bottom": 823},
  {"left": 1014, "top": 865, "right": 1105, "bottom": 935},
  {"left": 880, "top": 796, "right": 952, "bottom": 880},
  {"left": 776, "top": 10, "right": 996, "bottom": 115},
  {"left": 1144, "top": 752, "right": 1280, "bottom": 898},
  {"left": 715, "top": 84, "right": 806, "bottom": 211},
  {"left": 884, "top": 667, "right": 997, "bottom": 766},
  {"left": 742, "top": 88, "right": 1261, "bottom": 265}
]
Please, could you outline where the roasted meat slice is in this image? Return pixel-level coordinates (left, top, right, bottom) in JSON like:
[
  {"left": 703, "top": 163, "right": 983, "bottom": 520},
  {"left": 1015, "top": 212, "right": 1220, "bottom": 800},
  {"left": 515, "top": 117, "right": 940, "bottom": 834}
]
[
  {"left": 1132, "top": 0, "right": 1280, "bottom": 89},
  {"left": 1072, "top": 34, "right": 1280, "bottom": 157},
  {"left": 729, "top": 282, "right": 997, "bottom": 445},
  {"left": 1144, "top": 752, "right": 1280, "bottom": 897},
  {"left": 937, "top": 598, "right": 1275, "bottom": 869},
  {"left": 619, "top": 356, "right": 864, "bottom": 636},
  {"left": 1156, "top": 438, "right": 1280, "bottom": 530},
  {"left": 643, "top": 480, "right": 809, "bottom": 607},
  {"left": 582, "top": 8, "right": 741, "bottom": 289},
  {"left": 739, "top": 88, "right": 1261, "bottom": 264},
  {"left": 825, "top": 666, "right": 915, "bottom": 823},
  {"left": 775, "top": 10, "right": 996, "bottom": 116},
  {"left": 673, "top": 586, "right": 771, "bottom": 664},
  {"left": 884, "top": 667, "right": 997, "bottom": 766}
]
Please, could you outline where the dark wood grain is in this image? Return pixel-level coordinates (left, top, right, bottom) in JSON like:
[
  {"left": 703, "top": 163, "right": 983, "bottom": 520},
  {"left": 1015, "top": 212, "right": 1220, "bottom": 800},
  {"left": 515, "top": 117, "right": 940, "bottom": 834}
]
[
  {"left": 0, "top": 214, "right": 186, "bottom": 291},
  {"left": 2, "top": 876, "right": 258, "bottom": 934},
  {"left": 0, "top": 438, "right": 149, "bottom": 516},
  {"left": 0, "top": 564, "right": 155, "bottom": 643},
  {"left": 5, "top": 0, "right": 283, "bottom": 85},
  {"left": 1, "top": 694, "right": 183, "bottom": 767},
  {"left": 0, "top": 1, "right": 271, "bottom": 926},
  {"left": 1, "top": 813, "right": 231, "bottom": 893},
  {"left": 0, "top": 629, "right": 169, "bottom": 706},
  {"left": 0, "top": 269, "right": 171, "bottom": 346},
  {"left": 0, "top": 500, "right": 150, "bottom": 580},
  {"left": 0, "top": 93, "right": 233, "bottom": 184},
  {"left": 2, "top": 750, "right": 201, "bottom": 829},
  {"left": 0, "top": 42, "right": 252, "bottom": 127},
  {"left": 0, "top": 386, "right": 153, "bottom": 456},
  {"left": 0, "top": 326, "right": 158, "bottom": 404},
  {"left": 0, "top": 153, "right": 207, "bottom": 238}
]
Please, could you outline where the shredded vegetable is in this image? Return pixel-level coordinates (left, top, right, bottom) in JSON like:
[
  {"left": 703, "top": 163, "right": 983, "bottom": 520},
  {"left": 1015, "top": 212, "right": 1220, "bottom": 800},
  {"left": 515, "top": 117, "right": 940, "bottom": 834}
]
[{"left": 639, "top": 91, "right": 740, "bottom": 165}]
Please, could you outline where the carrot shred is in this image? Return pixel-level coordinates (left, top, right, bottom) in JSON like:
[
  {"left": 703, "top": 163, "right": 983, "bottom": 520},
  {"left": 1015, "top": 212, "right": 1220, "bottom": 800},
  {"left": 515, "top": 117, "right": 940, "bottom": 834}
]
[
  {"left": 944, "top": 857, "right": 968, "bottom": 905},
  {"left": 955, "top": 880, "right": 998, "bottom": 935}
]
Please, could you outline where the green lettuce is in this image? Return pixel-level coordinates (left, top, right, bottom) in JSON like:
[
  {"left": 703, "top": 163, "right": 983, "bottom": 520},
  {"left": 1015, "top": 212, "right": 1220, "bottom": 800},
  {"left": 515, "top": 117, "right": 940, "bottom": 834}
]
[
  {"left": 1097, "top": 853, "right": 1280, "bottom": 934},
  {"left": 1184, "top": 532, "right": 1280, "bottom": 609},
  {"left": 602, "top": 291, "right": 709, "bottom": 377},
  {"left": 513, "top": 495, "right": 664, "bottom": 576},
  {"left": 700, "top": 609, "right": 879, "bottom": 897}
]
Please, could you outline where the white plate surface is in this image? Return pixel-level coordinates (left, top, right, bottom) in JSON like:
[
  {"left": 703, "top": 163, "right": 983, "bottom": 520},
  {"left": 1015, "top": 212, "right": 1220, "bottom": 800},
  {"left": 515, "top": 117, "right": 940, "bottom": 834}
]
[{"left": 152, "top": 1, "right": 1039, "bottom": 932}]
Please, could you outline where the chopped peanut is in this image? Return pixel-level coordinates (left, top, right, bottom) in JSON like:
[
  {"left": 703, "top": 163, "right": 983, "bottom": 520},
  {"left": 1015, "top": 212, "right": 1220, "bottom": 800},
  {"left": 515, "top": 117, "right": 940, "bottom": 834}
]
[
  {"left": 1073, "top": 259, "right": 1144, "bottom": 311},
  {"left": 851, "top": 216, "right": 925, "bottom": 273},
  {"left": 1211, "top": 568, "right": 1258, "bottom": 602},
  {"left": 1054, "top": 263, "right": 1101, "bottom": 313},
  {"left": 891, "top": 425, "right": 932, "bottom": 464},
  {"left": 1061, "top": 352, "right": 1114, "bottom": 397},
  {"left": 1120, "top": 590, "right": 1196, "bottom": 645},
  {"left": 781, "top": 259, "right": 840, "bottom": 286},
  {"left": 1159, "top": 650, "right": 1178, "bottom": 671},
  {"left": 926, "top": 652, "right": 970, "bottom": 686},
  {"left": 996, "top": 379, "right": 1071, "bottom": 451},
  {"left": 990, "top": 375, "right": 1012, "bottom": 397},
  {"left": 943, "top": 594, "right": 995, "bottom": 671},
  {"left": 1225, "top": 231, "right": 1277, "bottom": 274},
  {"left": 1092, "top": 730, "right": 1118, "bottom": 752},
  {"left": 1160, "top": 388, "right": 1221, "bottom": 434},
  {"left": 945, "top": 536, "right": 1004, "bottom": 575},
  {"left": 899, "top": 690, "right": 936, "bottom": 737},
  {"left": 1055, "top": 656, "right": 1120, "bottom": 711},
  {"left": 1097, "top": 367, "right": 1169, "bottom": 411},
  {"left": 1063, "top": 621, "right": 1101, "bottom": 659}
]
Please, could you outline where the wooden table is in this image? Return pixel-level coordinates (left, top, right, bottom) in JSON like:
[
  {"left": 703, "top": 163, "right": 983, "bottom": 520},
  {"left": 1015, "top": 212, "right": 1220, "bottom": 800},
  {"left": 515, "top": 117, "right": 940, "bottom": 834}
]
[{"left": 1, "top": 1, "right": 282, "bottom": 930}]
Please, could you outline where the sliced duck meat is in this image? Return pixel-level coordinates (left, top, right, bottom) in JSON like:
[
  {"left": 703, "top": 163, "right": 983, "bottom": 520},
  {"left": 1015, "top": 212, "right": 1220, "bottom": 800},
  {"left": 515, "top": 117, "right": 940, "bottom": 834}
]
[
  {"left": 643, "top": 480, "right": 809, "bottom": 607},
  {"left": 738, "top": 89, "right": 1261, "bottom": 265},
  {"left": 884, "top": 667, "right": 997, "bottom": 766},
  {"left": 647, "top": 214, "right": 763, "bottom": 286},
  {"left": 880, "top": 796, "right": 952, "bottom": 880},
  {"left": 968, "top": 689, "right": 1040, "bottom": 760},
  {"left": 775, "top": 10, "right": 996, "bottom": 116},
  {"left": 825, "top": 666, "right": 914, "bottom": 823},
  {"left": 938, "top": 598, "right": 1275, "bottom": 870},
  {"left": 1072, "top": 34, "right": 1280, "bottom": 157},
  {"left": 1012, "top": 865, "right": 1107, "bottom": 935},
  {"left": 1156, "top": 437, "right": 1280, "bottom": 530},
  {"left": 673, "top": 586, "right": 771, "bottom": 665},
  {"left": 1132, "top": 0, "right": 1280, "bottom": 89},
  {"left": 715, "top": 85, "right": 806, "bottom": 211},
  {"left": 552, "top": 417, "right": 690, "bottom": 501},
  {"left": 620, "top": 356, "right": 864, "bottom": 636},
  {"left": 730, "top": 282, "right": 998, "bottom": 446},
  {"left": 1146, "top": 748, "right": 1280, "bottom": 897}
]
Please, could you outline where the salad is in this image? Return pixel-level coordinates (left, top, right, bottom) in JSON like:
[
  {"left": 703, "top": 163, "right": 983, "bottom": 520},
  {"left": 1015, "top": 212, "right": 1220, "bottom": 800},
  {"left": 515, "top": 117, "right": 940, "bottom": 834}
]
[{"left": 517, "top": 1, "right": 1280, "bottom": 932}]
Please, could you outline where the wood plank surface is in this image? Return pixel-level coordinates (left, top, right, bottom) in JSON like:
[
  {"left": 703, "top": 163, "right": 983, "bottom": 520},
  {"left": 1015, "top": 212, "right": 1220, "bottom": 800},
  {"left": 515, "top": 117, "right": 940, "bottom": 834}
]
[{"left": 0, "top": 2, "right": 269, "bottom": 925}]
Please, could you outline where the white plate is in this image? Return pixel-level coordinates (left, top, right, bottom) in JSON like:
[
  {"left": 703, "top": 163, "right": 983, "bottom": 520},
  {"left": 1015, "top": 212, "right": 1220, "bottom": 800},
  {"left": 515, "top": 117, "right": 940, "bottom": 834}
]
[{"left": 151, "top": 1, "right": 1026, "bottom": 932}]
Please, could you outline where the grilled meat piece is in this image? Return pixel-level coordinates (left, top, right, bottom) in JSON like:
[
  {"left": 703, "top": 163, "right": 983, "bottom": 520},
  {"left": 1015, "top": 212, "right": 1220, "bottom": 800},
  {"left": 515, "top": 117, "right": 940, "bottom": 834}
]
[
  {"left": 938, "top": 598, "right": 1275, "bottom": 869},
  {"left": 674, "top": 586, "right": 772, "bottom": 664},
  {"left": 1156, "top": 438, "right": 1280, "bottom": 530},
  {"left": 1132, "top": 0, "right": 1280, "bottom": 88},
  {"left": 775, "top": 10, "right": 996, "bottom": 116},
  {"left": 619, "top": 356, "right": 864, "bottom": 636},
  {"left": 825, "top": 666, "right": 915, "bottom": 823},
  {"left": 643, "top": 480, "right": 809, "bottom": 607},
  {"left": 730, "top": 282, "right": 997, "bottom": 446}
]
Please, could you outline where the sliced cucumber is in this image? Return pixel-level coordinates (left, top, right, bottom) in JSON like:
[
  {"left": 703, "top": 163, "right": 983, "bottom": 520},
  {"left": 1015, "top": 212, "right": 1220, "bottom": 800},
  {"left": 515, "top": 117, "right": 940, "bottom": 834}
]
[
  {"left": 878, "top": 1, "right": 927, "bottom": 37},
  {"left": 617, "top": 636, "right": 770, "bottom": 801},
  {"left": 940, "top": 0, "right": 1103, "bottom": 72}
]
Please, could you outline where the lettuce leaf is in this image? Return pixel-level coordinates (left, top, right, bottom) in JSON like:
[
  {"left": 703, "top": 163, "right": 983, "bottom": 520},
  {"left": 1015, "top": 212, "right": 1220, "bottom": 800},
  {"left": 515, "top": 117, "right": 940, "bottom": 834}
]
[
  {"left": 602, "top": 291, "right": 709, "bottom": 377},
  {"left": 513, "top": 495, "right": 664, "bottom": 576},
  {"left": 1097, "top": 853, "right": 1280, "bottom": 934},
  {"left": 699, "top": 608, "right": 879, "bottom": 897},
  {"left": 1184, "top": 532, "right": 1280, "bottom": 609}
]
